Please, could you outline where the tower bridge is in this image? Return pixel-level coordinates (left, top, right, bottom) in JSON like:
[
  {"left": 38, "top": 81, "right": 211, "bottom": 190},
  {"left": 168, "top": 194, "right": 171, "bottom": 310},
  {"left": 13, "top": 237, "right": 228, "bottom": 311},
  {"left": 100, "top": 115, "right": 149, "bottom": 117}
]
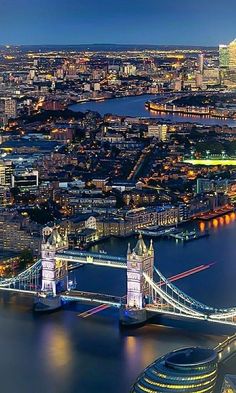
[
  {"left": 56, "top": 250, "right": 127, "bottom": 269},
  {"left": 0, "top": 226, "right": 235, "bottom": 330}
]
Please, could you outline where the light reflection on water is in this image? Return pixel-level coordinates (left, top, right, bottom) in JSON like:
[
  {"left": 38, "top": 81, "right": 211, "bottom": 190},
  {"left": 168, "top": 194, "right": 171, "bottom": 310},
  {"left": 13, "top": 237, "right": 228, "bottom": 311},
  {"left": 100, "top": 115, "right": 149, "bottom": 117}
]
[
  {"left": 198, "top": 211, "right": 236, "bottom": 231},
  {"left": 0, "top": 216, "right": 235, "bottom": 392}
]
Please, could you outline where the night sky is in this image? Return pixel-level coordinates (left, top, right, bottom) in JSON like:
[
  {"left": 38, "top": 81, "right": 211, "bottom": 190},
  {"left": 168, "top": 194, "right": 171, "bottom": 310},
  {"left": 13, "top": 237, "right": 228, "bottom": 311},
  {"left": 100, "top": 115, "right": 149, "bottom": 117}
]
[{"left": 1, "top": 0, "right": 236, "bottom": 46}]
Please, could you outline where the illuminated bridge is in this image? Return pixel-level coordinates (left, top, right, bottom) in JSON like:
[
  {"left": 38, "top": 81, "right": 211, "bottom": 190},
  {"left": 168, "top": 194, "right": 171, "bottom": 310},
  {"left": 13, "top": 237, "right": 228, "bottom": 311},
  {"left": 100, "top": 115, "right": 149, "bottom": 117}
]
[
  {"left": 56, "top": 250, "right": 127, "bottom": 269},
  {"left": 0, "top": 226, "right": 236, "bottom": 331}
]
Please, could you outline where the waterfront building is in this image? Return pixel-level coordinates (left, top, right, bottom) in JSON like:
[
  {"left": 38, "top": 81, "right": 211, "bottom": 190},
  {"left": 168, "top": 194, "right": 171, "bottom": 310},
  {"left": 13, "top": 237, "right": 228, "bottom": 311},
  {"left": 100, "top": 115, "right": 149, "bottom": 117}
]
[
  {"left": 68, "top": 228, "right": 97, "bottom": 247},
  {"left": 221, "top": 375, "right": 236, "bottom": 392},
  {"left": 156, "top": 206, "right": 179, "bottom": 226},
  {"left": 131, "top": 347, "right": 218, "bottom": 393},
  {"left": 60, "top": 214, "right": 97, "bottom": 235}
]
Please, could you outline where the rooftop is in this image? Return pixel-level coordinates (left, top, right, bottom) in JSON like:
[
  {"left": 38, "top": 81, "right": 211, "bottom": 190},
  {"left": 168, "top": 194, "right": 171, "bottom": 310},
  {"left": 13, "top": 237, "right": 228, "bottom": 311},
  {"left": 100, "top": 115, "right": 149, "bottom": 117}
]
[{"left": 165, "top": 347, "right": 217, "bottom": 368}]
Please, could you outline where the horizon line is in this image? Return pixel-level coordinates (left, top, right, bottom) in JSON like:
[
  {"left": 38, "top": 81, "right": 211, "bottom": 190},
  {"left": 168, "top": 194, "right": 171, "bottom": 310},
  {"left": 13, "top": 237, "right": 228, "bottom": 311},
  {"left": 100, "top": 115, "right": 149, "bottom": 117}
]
[{"left": 0, "top": 42, "right": 219, "bottom": 48}]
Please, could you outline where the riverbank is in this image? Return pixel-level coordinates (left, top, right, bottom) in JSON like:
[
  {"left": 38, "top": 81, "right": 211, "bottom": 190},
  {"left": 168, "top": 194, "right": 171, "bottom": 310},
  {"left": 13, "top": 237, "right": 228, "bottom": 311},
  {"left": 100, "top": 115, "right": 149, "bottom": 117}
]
[{"left": 146, "top": 100, "right": 236, "bottom": 120}]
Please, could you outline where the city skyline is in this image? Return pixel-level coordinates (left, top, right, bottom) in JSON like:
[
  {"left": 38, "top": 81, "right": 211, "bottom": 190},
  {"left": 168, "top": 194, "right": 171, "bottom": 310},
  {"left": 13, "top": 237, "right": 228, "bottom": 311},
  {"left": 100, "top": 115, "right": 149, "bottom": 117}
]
[
  {"left": 1, "top": 0, "right": 236, "bottom": 46},
  {"left": 1, "top": 3, "right": 236, "bottom": 392}
]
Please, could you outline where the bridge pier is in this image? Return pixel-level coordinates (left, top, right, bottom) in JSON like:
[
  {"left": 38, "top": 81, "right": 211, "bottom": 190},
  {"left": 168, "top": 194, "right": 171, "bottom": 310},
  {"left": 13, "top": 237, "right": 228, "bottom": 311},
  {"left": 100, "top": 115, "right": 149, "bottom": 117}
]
[{"left": 119, "top": 236, "right": 154, "bottom": 326}]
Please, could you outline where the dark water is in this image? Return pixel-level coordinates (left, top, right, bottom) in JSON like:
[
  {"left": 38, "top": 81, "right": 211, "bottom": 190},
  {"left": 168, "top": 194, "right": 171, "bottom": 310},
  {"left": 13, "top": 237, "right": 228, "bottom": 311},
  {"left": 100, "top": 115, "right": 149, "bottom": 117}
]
[
  {"left": 70, "top": 94, "right": 236, "bottom": 127},
  {"left": 1, "top": 216, "right": 236, "bottom": 393}
]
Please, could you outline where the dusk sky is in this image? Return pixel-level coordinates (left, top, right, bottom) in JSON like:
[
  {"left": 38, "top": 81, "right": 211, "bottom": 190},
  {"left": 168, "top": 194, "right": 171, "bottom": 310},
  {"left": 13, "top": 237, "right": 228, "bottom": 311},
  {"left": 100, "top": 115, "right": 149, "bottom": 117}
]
[{"left": 1, "top": 0, "right": 236, "bottom": 46}]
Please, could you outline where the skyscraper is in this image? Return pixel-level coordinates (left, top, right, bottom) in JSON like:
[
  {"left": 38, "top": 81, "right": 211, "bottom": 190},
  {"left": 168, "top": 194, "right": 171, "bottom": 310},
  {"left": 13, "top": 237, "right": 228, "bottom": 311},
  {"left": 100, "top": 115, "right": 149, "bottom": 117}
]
[
  {"left": 198, "top": 53, "right": 204, "bottom": 74},
  {"left": 219, "top": 44, "right": 229, "bottom": 68},
  {"left": 228, "top": 39, "right": 236, "bottom": 68},
  {"left": 219, "top": 39, "right": 236, "bottom": 86}
]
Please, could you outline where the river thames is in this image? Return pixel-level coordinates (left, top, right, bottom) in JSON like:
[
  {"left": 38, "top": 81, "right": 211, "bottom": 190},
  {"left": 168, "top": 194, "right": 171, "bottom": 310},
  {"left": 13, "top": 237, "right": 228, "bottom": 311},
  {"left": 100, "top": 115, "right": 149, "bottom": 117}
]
[
  {"left": 70, "top": 94, "right": 236, "bottom": 127},
  {"left": 0, "top": 216, "right": 236, "bottom": 393}
]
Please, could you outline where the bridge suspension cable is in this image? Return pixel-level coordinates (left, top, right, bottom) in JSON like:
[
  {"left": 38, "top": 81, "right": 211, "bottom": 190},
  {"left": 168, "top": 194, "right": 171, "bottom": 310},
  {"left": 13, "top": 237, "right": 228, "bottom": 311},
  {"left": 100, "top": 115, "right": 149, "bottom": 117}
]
[
  {"left": 143, "top": 272, "right": 205, "bottom": 318},
  {"left": 154, "top": 266, "right": 214, "bottom": 311}
]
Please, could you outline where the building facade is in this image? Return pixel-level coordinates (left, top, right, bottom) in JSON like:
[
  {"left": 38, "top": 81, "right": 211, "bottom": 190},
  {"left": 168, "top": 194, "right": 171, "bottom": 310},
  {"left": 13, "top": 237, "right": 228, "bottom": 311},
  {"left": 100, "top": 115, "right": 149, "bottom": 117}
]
[{"left": 131, "top": 347, "right": 218, "bottom": 393}]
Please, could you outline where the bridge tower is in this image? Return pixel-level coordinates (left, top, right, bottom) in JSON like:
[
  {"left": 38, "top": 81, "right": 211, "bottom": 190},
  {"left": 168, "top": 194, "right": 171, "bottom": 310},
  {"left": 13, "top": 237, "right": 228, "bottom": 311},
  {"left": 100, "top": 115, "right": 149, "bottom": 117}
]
[
  {"left": 41, "top": 226, "right": 68, "bottom": 296},
  {"left": 120, "top": 235, "right": 154, "bottom": 326}
]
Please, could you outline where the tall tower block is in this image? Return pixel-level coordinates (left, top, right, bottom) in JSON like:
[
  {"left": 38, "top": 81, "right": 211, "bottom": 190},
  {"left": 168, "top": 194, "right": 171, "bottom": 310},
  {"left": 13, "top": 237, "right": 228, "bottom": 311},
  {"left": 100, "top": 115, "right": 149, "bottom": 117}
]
[{"left": 41, "top": 226, "right": 68, "bottom": 296}]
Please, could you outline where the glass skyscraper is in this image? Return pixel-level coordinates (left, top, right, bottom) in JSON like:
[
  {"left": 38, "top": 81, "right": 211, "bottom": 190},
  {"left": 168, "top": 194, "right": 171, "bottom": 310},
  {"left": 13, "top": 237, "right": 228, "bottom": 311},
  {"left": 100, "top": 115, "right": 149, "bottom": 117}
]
[{"left": 219, "top": 39, "right": 236, "bottom": 86}]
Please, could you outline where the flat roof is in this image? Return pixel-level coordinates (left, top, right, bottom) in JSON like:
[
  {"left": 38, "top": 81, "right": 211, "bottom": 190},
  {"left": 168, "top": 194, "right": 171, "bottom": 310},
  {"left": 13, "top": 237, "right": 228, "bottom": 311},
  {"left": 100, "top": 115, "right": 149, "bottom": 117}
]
[{"left": 165, "top": 347, "right": 217, "bottom": 367}]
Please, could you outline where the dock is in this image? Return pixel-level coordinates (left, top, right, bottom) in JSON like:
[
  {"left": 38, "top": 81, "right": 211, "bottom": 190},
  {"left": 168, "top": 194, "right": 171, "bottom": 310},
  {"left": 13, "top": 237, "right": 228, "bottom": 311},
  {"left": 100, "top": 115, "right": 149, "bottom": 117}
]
[{"left": 169, "top": 229, "right": 209, "bottom": 242}]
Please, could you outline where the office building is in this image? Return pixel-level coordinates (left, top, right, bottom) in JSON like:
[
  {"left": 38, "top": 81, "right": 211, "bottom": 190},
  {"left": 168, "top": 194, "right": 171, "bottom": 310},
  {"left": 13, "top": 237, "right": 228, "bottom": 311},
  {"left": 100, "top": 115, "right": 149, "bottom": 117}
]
[
  {"left": 219, "top": 39, "right": 236, "bottom": 86},
  {"left": 148, "top": 124, "right": 168, "bottom": 141},
  {"left": 228, "top": 39, "right": 236, "bottom": 69},
  {"left": 131, "top": 347, "right": 218, "bottom": 393}
]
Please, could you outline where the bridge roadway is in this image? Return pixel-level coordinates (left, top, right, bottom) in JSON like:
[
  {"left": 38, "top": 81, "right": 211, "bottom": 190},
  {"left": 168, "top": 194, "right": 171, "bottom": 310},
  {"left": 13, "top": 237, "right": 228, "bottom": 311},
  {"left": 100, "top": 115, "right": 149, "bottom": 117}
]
[
  {"left": 56, "top": 250, "right": 127, "bottom": 269},
  {"left": 0, "top": 287, "right": 37, "bottom": 295},
  {"left": 61, "top": 290, "right": 123, "bottom": 307}
]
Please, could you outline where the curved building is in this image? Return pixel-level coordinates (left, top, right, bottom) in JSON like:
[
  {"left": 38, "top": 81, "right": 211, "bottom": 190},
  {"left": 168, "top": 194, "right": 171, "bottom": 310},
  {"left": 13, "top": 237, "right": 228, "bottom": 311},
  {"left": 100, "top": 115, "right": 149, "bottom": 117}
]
[{"left": 131, "top": 347, "right": 218, "bottom": 393}]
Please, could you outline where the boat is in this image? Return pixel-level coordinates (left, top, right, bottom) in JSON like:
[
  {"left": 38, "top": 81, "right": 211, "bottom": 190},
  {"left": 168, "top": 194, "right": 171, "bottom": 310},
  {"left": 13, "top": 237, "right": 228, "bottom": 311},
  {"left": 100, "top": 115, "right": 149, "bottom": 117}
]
[{"left": 33, "top": 292, "right": 62, "bottom": 313}]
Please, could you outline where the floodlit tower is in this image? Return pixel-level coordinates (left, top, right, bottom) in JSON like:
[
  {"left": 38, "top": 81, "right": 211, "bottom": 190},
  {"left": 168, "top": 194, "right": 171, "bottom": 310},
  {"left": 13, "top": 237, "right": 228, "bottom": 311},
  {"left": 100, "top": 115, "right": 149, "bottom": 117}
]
[
  {"left": 41, "top": 226, "right": 68, "bottom": 296},
  {"left": 120, "top": 235, "right": 154, "bottom": 326},
  {"left": 127, "top": 235, "right": 154, "bottom": 309}
]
